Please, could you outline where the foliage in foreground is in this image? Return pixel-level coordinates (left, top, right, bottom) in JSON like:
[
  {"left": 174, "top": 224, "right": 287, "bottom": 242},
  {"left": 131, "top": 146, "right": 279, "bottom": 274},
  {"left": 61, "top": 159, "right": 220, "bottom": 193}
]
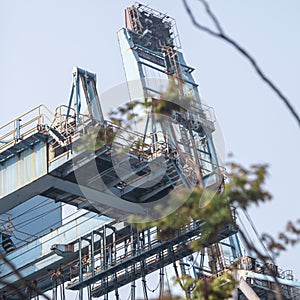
[{"left": 129, "top": 163, "right": 300, "bottom": 299}]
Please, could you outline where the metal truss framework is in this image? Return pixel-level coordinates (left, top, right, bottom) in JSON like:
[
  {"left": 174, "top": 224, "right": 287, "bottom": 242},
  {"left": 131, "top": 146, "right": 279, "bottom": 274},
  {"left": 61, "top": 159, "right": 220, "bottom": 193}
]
[{"left": 66, "top": 220, "right": 238, "bottom": 297}]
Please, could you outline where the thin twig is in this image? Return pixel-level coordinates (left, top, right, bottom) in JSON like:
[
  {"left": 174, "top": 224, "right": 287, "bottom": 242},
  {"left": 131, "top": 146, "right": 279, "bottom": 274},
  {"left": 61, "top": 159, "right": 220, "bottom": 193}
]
[
  {"left": 0, "top": 278, "right": 25, "bottom": 299},
  {"left": 198, "top": 0, "right": 224, "bottom": 34},
  {"left": 0, "top": 254, "right": 51, "bottom": 300},
  {"left": 183, "top": 0, "right": 300, "bottom": 128}
]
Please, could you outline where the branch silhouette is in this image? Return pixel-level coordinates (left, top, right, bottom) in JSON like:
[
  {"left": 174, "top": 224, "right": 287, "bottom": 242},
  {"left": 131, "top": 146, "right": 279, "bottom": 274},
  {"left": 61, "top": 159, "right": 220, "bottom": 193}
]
[
  {"left": 183, "top": 0, "right": 300, "bottom": 129},
  {"left": 0, "top": 254, "right": 51, "bottom": 300}
]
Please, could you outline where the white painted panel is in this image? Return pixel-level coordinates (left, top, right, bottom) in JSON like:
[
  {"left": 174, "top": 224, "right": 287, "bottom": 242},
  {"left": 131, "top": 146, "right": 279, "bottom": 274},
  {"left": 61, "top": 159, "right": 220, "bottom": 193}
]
[{"left": 0, "top": 142, "right": 47, "bottom": 198}]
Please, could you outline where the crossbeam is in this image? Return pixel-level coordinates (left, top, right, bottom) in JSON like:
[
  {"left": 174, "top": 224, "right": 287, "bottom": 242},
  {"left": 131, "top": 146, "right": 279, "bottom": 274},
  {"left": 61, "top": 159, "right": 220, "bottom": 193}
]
[{"left": 66, "top": 220, "right": 238, "bottom": 296}]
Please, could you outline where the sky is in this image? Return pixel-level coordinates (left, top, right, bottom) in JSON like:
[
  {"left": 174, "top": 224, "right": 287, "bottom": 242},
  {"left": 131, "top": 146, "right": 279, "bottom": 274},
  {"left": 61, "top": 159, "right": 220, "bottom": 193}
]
[{"left": 1, "top": 0, "right": 299, "bottom": 296}]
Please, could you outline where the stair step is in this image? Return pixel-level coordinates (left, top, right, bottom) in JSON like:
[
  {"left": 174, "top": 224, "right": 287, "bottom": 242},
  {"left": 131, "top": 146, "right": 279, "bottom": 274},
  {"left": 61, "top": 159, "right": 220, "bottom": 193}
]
[
  {"left": 1, "top": 234, "right": 16, "bottom": 254},
  {"left": 49, "top": 127, "right": 67, "bottom": 147}
]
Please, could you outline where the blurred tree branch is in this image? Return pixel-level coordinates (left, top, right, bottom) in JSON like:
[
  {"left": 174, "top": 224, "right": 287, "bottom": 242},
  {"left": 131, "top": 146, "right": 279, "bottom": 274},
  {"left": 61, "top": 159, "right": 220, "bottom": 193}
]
[
  {"left": 100, "top": 86, "right": 295, "bottom": 299},
  {"left": 262, "top": 219, "right": 300, "bottom": 256},
  {"left": 0, "top": 254, "right": 51, "bottom": 300},
  {"left": 131, "top": 163, "right": 284, "bottom": 299},
  {"left": 182, "top": 0, "right": 300, "bottom": 128}
]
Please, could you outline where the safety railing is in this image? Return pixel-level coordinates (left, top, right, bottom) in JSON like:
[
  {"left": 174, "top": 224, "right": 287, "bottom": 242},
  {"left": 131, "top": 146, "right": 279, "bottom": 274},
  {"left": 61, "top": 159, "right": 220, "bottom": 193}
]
[
  {"left": 131, "top": 2, "right": 181, "bottom": 49},
  {"left": 111, "top": 128, "right": 172, "bottom": 160},
  {"left": 51, "top": 105, "right": 91, "bottom": 139},
  {"left": 46, "top": 109, "right": 221, "bottom": 188},
  {"left": 48, "top": 105, "right": 95, "bottom": 159},
  {"left": 79, "top": 120, "right": 222, "bottom": 189},
  {"left": 188, "top": 101, "right": 216, "bottom": 125},
  {"left": 0, "top": 104, "right": 55, "bottom": 153},
  {"left": 67, "top": 221, "right": 206, "bottom": 288},
  {"left": 0, "top": 103, "right": 95, "bottom": 159}
]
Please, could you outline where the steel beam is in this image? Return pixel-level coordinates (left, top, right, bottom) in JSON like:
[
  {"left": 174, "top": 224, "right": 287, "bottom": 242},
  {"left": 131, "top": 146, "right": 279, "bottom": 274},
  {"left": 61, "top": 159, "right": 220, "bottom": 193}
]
[{"left": 0, "top": 212, "right": 112, "bottom": 297}]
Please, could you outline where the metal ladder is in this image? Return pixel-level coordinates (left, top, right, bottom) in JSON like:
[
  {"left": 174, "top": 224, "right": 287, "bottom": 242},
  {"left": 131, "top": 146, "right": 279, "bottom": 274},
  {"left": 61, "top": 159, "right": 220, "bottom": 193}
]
[
  {"left": 129, "top": 6, "right": 143, "bottom": 33},
  {"left": 163, "top": 46, "right": 181, "bottom": 79}
]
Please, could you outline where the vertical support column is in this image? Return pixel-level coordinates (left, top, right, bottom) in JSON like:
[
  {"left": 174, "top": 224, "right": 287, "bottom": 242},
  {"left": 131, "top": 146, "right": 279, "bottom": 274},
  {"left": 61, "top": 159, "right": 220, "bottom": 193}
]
[
  {"left": 107, "top": 225, "right": 117, "bottom": 265},
  {"left": 141, "top": 263, "right": 149, "bottom": 300},
  {"left": 124, "top": 237, "right": 129, "bottom": 274},
  {"left": 113, "top": 229, "right": 116, "bottom": 264},
  {"left": 93, "top": 229, "right": 103, "bottom": 270},
  {"left": 131, "top": 226, "right": 136, "bottom": 256},
  {"left": 147, "top": 227, "right": 151, "bottom": 250},
  {"left": 158, "top": 252, "right": 164, "bottom": 299},
  {"left": 179, "top": 259, "right": 191, "bottom": 299},
  {"left": 102, "top": 225, "right": 109, "bottom": 300},
  {"left": 103, "top": 225, "right": 107, "bottom": 269},
  {"left": 78, "top": 237, "right": 83, "bottom": 300},
  {"left": 136, "top": 228, "right": 140, "bottom": 254},
  {"left": 87, "top": 285, "right": 92, "bottom": 300},
  {"left": 131, "top": 277, "right": 136, "bottom": 300},
  {"left": 114, "top": 274, "right": 120, "bottom": 300},
  {"left": 91, "top": 232, "right": 95, "bottom": 277}
]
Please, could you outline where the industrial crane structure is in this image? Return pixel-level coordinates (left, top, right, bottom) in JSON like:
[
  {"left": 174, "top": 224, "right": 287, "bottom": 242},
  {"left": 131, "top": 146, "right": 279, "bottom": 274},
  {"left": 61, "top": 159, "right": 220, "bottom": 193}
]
[{"left": 0, "top": 3, "right": 299, "bottom": 299}]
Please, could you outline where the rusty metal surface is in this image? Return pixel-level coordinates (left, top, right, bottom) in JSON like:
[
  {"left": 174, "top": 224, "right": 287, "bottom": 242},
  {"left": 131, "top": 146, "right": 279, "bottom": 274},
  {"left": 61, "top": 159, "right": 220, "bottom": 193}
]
[
  {"left": 0, "top": 212, "right": 112, "bottom": 291},
  {"left": 0, "top": 104, "right": 54, "bottom": 154}
]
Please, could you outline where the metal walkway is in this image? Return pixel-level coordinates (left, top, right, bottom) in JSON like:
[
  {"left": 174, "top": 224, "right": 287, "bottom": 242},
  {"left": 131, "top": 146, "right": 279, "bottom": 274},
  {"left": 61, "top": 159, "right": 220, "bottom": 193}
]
[{"left": 66, "top": 221, "right": 238, "bottom": 296}]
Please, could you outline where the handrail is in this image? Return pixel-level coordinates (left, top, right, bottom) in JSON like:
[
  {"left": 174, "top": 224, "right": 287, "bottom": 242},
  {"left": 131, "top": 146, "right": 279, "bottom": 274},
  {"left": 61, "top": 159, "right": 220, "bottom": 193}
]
[
  {"left": 101, "top": 121, "right": 223, "bottom": 176},
  {"left": 0, "top": 103, "right": 94, "bottom": 156},
  {"left": 0, "top": 102, "right": 221, "bottom": 177},
  {"left": 0, "top": 104, "right": 55, "bottom": 153},
  {"left": 0, "top": 104, "right": 54, "bottom": 132},
  {"left": 67, "top": 220, "right": 222, "bottom": 289}
]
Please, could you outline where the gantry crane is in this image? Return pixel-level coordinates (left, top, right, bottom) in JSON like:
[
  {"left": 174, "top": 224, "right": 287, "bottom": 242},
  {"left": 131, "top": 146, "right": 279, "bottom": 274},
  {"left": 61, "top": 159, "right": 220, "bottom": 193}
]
[{"left": 0, "top": 3, "right": 299, "bottom": 300}]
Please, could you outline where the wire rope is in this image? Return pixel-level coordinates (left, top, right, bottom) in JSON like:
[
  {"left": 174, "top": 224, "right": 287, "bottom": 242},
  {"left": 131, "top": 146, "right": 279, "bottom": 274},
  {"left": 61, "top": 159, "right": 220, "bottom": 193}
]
[
  {"left": 159, "top": 267, "right": 165, "bottom": 299},
  {"left": 0, "top": 211, "right": 100, "bottom": 270},
  {"left": 14, "top": 203, "right": 84, "bottom": 240},
  {"left": 141, "top": 275, "right": 149, "bottom": 300},
  {"left": 1, "top": 197, "right": 54, "bottom": 223},
  {"left": 9, "top": 205, "right": 85, "bottom": 249},
  {"left": 12, "top": 202, "right": 68, "bottom": 229},
  {"left": 242, "top": 207, "right": 272, "bottom": 259},
  {"left": 235, "top": 209, "right": 257, "bottom": 255}
]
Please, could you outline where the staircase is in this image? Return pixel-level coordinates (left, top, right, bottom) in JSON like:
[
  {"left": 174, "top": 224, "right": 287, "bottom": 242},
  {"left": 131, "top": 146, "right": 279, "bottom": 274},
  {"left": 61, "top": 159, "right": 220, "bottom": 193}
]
[
  {"left": 48, "top": 127, "right": 68, "bottom": 147},
  {"left": 0, "top": 233, "right": 16, "bottom": 254},
  {"left": 165, "top": 159, "right": 182, "bottom": 189}
]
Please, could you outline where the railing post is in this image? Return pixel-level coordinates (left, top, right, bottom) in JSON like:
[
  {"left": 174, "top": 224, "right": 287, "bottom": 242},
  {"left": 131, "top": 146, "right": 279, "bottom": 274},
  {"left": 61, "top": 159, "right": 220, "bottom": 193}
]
[
  {"left": 106, "top": 225, "right": 117, "bottom": 265},
  {"left": 38, "top": 105, "right": 41, "bottom": 125},
  {"left": 78, "top": 238, "right": 83, "bottom": 283},
  {"left": 78, "top": 237, "right": 83, "bottom": 300},
  {"left": 103, "top": 225, "right": 107, "bottom": 269},
  {"left": 147, "top": 227, "right": 151, "bottom": 250},
  {"left": 91, "top": 232, "right": 95, "bottom": 277},
  {"left": 136, "top": 228, "right": 140, "bottom": 254},
  {"left": 16, "top": 119, "right": 21, "bottom": 140}
]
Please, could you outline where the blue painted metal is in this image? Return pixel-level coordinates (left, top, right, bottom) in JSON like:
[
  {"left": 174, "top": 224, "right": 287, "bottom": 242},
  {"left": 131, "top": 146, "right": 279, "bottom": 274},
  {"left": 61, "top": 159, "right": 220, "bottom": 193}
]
[
  {"left": 1, "top": 195, "right": 62, "bottom": 248},
  {"left": 68, "top": 67, "right": 104, "bottom": 123},
  {"left": 0, "top": 141, "right": 48, "bottom": 213},
  {"left": 15, "top": 119, "right": 21, "bottom": 141},
  {"left": 2, "top": 4, "right": 298, "bottom": 300},
  {"left": 118, "top": 7, "right": 221, "bottom": 191},
  {"left": 0, "top": 232, "right": 15, "bottom": 254},
  {"left": 0, "top": 212, "right": 112, "bottom": 295},
  {"left": 66, "top": 219, "right": 238, "bottom": 295}
]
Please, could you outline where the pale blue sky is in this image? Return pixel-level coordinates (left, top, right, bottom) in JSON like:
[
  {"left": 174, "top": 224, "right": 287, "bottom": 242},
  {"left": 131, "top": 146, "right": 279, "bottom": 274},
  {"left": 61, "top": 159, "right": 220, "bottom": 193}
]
[{"left": 1, "top": 0, "right": 299, "bottom": 292}]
